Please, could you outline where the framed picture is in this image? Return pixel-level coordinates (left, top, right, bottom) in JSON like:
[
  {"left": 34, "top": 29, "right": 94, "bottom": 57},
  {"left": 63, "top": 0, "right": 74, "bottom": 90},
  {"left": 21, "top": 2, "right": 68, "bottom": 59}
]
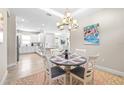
[
  {"left": 84, "top": 24, "right": 99, "bottom": 45},
  {"left": 0, "top": 12, "right": 4, "bottom": 43}
]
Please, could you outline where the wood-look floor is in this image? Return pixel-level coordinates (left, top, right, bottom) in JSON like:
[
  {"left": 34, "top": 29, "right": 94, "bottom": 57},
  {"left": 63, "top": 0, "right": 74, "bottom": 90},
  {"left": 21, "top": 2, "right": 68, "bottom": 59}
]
[
  {"left": 3, "top": 53, "right": 124, "bottom": 85},
  {"left": 4, "top": 53, "right": 44, "bottom": 84}
]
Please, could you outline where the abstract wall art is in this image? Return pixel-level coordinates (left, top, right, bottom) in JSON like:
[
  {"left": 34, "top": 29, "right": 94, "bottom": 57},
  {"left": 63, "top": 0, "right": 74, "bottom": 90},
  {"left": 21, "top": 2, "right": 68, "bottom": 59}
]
[
  {"left": 84, "top": 23, "right": 99, "bottom": 45},
  {"left": 0, "top": 12, "right": 4, "bottom": 43}
]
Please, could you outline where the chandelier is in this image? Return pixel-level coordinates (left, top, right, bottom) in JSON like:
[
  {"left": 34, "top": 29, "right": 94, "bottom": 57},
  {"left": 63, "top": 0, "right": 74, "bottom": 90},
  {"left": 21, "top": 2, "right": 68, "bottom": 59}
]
[{"left": 56, "top": 9, "right": 79, "bottom": 31}]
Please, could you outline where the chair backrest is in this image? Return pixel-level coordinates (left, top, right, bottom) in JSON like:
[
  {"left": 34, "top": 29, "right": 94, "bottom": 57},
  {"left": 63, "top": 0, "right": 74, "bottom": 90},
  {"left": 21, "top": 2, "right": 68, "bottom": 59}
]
[
  {"left": 83, "top": 62, "right": 93, "bottom": 81},
  {"left": 75, "top": 49, "right": 87, "bottom": 57},
  {"left": 44, "top": 49, "right": 53, "bottom": 77},
  {"left": 84, "top": 53, "right": 99, "bottom": 81},
  {"left": 88, "top": 53, "right": 99, "bottom": 68},
  {"left": 45, "top": 56, "right": 54, "bottom": 82},
  {"left": 51, "top": 49, "right": 61, "bottom": 56}
]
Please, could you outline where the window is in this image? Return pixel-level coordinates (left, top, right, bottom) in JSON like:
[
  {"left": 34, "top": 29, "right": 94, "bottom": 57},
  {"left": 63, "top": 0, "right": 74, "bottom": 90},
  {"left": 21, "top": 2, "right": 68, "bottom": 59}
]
[{"left": 21, "top": 35, "right": 31, "bottom": 46}]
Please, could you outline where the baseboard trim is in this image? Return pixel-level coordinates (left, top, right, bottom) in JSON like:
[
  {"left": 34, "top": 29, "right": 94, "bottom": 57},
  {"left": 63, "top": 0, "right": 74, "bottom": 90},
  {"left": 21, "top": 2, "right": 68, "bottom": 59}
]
[
  {"left": 20, "top": 52, "right": 35, "bottom": 55},
  {"left": 0, "top": 70, "right": 8, "bottom": 84},
  {"left": 7, "top": 63, "right": 17, "bottom": 68},
  {"left": 35, "top": 52, "right": 43, "bottom": 56},
  {"left": 96, "top": 65, "right": 124, "bottom": 77}
]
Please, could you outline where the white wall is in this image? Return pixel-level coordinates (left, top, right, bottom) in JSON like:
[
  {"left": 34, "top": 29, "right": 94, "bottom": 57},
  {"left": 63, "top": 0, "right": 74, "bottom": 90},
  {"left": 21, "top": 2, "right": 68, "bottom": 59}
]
[
  {"left": 7, "top": 10, "right": 17, "bottom": 67},
  {"left": 70, "top": 9, "right": 124, "bottom": 73},
  {"left": 0, "top": 9, "right": 7, "bottom": 83}
]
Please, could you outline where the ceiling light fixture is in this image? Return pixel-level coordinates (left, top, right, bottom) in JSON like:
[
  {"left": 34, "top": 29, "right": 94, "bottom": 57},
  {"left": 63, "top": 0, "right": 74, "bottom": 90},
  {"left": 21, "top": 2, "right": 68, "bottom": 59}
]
[
  {"left": 42, "top": 24, "right": 44, "bottom": 26},
  {"left": 21, "top": 18, "right": 25, "bottom": 22},
  {"left": 56, "top": 8, "right": 79, "bottom": 31}
]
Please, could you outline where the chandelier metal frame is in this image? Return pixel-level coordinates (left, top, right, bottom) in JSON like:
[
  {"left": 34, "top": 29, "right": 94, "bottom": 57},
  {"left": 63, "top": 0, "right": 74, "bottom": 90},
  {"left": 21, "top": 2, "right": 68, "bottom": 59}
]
[{"left": 57, "top": 9, "right": 79, "bottom": 31}]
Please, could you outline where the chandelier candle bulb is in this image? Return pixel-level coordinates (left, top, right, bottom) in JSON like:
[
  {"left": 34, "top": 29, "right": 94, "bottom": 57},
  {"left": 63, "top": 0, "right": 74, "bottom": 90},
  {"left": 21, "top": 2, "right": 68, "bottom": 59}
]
[
  {"left": 60, "top": 26, "right": 64, "bottom": 30},
  {"left": 57, "top": 22, "right": 60, "bottom": 26},
  {"left": 73, "top": 20, "right": 77, "bottom": 24},
  {"left": 66, "top": 12, "right": 71, "bottom": 17},
  {"left": 62, "top": 18, "right": 66, "bottom": 24}
]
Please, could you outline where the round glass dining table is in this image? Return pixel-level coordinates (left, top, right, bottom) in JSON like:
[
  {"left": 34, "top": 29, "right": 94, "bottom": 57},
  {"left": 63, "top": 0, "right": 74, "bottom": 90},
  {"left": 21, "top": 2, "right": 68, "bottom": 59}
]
[{"left": 49, "top": 53, "right": 87, "bottom": 85}]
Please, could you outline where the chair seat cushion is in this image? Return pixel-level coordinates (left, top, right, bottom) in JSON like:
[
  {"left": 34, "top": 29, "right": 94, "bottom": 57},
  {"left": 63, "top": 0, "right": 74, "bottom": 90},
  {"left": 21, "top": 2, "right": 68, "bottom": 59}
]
[
  {"left": 51, "top": 66, "right": 65, "bottom": 78},
  {"left": 70, "top": 66, "right": 85, "bottom": 79}
]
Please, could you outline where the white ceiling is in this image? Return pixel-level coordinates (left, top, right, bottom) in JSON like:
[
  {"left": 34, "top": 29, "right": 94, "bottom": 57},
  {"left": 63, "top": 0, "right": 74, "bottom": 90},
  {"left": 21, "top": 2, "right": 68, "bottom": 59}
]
[
  {"left": 9, "top": 8, "right": 103, "bottom": 33},
  {"left": 52, "top": 8, "right": 78, "bottom": 14}
]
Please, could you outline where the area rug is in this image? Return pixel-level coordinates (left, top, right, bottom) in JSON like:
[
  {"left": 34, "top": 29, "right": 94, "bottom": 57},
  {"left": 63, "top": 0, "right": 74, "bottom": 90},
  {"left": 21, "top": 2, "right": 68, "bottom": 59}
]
[{"left": 14, "top": 69, "right": 124, "bottom": 85}]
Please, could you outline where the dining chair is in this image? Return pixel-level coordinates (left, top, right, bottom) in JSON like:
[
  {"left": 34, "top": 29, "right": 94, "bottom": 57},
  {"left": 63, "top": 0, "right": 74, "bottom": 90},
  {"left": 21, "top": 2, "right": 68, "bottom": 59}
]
[
  {"left": 75, "top": 49, "right": 87, "bottom": 57},
  {"left": 70, "top": 53, "right": 99, "bottom": 85},
  {"left": 51, "top": 49, "right": 61, "bottom": 56},
  {"left": 88, "top": 53, "right": 100, "bottom": 84},
  {"left": 44, "top": 52, "right": 66, "bottom": 85},
  {"left": 74, "top": 48, "right": 88, "bottom": 68}
]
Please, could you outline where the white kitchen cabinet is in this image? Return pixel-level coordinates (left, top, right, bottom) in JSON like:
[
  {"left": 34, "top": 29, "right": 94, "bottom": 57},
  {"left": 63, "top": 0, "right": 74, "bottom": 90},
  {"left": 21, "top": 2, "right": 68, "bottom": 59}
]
[{"left": 19, "top": 46, "right": 37, "bottom": 54}]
